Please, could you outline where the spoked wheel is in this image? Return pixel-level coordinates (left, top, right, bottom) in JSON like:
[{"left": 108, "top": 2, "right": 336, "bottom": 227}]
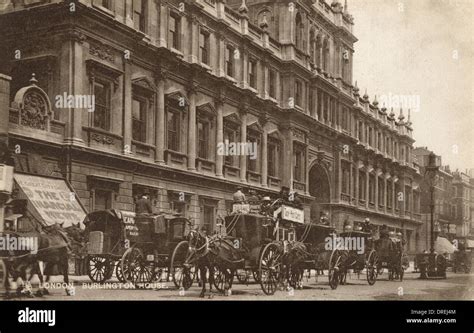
[
  {"left": 170, "top": 241, "right": 196, "bottom": 290},
  {"left": 252, "top": 269, "right": 261, "bottom": 283},
  {"left": 328, "top": 250, "right": 341, "bottom": 290},
  {"left": 87, "top": 255, "right": 111, "bottom": 283},
  {"left": 287, "top": 266, "right": 304, "bottom": 289},
  {"left": 213, "top": 265, "right": 234, "bottom": 292},
  {"left": 121, "top": 247, "right": 154, "bottom": 285},
  {"left": 235, "top": 269, "right": 251, "bottom": 284},
  {"left": 259, "top": 243, "right": 282, "bottom": 295},
  {"left": 366, "top": 250, "right": 378, "bottom": 286},
  {"left": 0, "top": 259, "right": 6, "bottom": 288},
  {"left": 115, "top": 260, "right": 131, "bottom": 283}
]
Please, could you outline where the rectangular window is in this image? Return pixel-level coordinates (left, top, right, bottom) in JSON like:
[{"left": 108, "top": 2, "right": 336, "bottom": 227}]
[
  {"left": 132, "top": 97, "right": 147, "bottom": 142},
  {"left": 202, "top": 205, "right": 215, "bottom": 234},
  {"left": 224, "top": 127, "right": 237, "bottom": 166},
  {"left": 199, "top": 30, "right": 210, "bottom": 65},
  {"left": 169, "top": 13, "right": 180, "bottom": 50},
  {"left": 93, "top": 81, "right": 111, "bottom": 131},
  {"left": 246, "top": 134, "right": 259, "bottom": 173},
  {"left": 293, "top": 146, "right": 305, "bottom": 182},
  {"left": 369, "top": 175, "right": 375, "bottom": 204},
  {"left": 225, "top": 45, "right": 234, "bottom": 77},
  {"left": 269, "top": 69, "right": 276, "bottom": 98},
  {"left": 359, "top": 171, "right": 366, "bottom": 200},
  {"left": 133, "top": 0, "right": 146, "bottom": 32},
  {"left": 248, "top": 59, "right": 257, "bottom": 89},
  {"left": 295, "top": 80, "right": 303, "bottom": 107},
  {"left": 94, "top": 189, "right": 112, "bottom": 210},
  {"left": 268, "top": 142, "right": 278, "bottom": 177},
  {"left": 167, "top": 111, "right": 180, "bottom": 151},
  {"left": 198, "top": 119, "right": 210, "bottom": 159}
]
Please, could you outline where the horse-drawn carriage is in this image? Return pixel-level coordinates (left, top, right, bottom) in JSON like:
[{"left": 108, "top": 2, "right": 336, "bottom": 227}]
[
  {"left": 292, "top": 223, "right": 342, "bottom": 290},
  {"left": 375, "top": 234, "right": 409, "bottom": 281},
  {"left": 85, "top": 210, "right": 191, "bottom": 285},
  {"left": 338, "top": 226, "right": 378, "bottom": 286},
  {"left": 169, "top": 201, "right": 308, "bottom": 295}
]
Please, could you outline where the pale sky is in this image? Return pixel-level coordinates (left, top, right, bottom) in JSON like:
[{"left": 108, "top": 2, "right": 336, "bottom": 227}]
[{"left": 348, "top": 0, "right": 473, "bottom": 172}]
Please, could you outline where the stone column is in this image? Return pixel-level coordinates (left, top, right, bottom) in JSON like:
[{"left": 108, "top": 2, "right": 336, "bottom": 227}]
[
  {"left": 239, "top": 108, "right": 247, "bottom": 182},
  {"left": 187, "top": 84, "right": 197, "bottom": 171},
  {"left": 261, "top": 128, "right": 268, "bottom": 187},
  {"left": 365, "top": 167, "right": 370, "bottom": 209},
  {"left": 384, "top": 174, "right": 388, "bottom": 214},
  {"left": 158, "top": 1, "right": 168, "bottom": 47},
  {"left": 375, "top": 169, "right": 380, "bottom": 212},
  {"left": 155, "top": 69, "right": 166, "bottom": 164},
  {"left": 188, "top": 15, "right": 199, "bottom": 64},
  {"left": 355, "top": 160, "right": 360, "bottom": 206},
  {"left": 349, "top": 161, "right": 354, "bottom": 205},
  {"left": 337, "top": 153, "right": 342, "bottom": 203},
  {"left": 64, "top": 35, "right": 85, "bottom": 145},
  {"left": 123, "top": 60, "right": 132, "bottom": 155},
  {"left": 392, "top": 178, "right": 397, "bottom": 215},
  {"left": 217, "top": 33, "right": 226, "bottom": 78},
  {"left": 215, "top": 95, "right": 224, "bottom": 178}
]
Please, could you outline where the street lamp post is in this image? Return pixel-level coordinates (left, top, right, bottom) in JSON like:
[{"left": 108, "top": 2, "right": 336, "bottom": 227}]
[{"left": 419, "top": 152, "right": 447, "bottom": 279}]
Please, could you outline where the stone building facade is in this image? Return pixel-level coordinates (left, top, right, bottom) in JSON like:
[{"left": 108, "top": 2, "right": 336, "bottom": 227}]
[{"left": 0, "top": 0, "right": 422, "bottom": 253}]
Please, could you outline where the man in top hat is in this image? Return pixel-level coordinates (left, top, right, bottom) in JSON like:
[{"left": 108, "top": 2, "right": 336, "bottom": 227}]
[
  {"left": 233, "top": 186, "right": 246, "bottom": 203},
  {"left": 136, "top": 191, "right": 153, "bottom": 215},
  {"left": 279, "top": 186, "right": 290, "bottom": 203}
]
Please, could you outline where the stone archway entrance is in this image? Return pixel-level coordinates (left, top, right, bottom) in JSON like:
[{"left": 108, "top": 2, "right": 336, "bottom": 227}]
[{"left": 308, "top": 163, "right": 331, "bottom": 222}]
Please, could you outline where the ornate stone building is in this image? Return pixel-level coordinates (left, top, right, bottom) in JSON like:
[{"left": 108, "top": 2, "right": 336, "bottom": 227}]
[{"left": 0, "top": 0, "right": 422, "bottom": 253}]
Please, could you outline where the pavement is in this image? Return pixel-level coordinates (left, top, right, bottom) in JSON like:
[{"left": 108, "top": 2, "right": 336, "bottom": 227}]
[{"left": 3, "top": 270, "right": 473, "bottom": 301}]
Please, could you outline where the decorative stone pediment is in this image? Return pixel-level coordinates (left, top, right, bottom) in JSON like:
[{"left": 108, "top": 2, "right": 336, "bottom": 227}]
[
  {"left": 132, "top": 76, "right": 156, "bottom": 94},
  {"left": 197, "top": 102, "right": 216, "bottom": 117},
  {"left": 224, "top": 112, "right": 241, "bottom": 125},
  {"left": 13, "top": 74, "right": 53, "bottom": 131},
  {"left": 166, "top": 91, "right": 189, "bottom": 109}
]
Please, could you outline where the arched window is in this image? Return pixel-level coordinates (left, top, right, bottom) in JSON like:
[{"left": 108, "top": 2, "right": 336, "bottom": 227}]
[{"left": 295, "top": 12, "right": 304, "bottom": 50}]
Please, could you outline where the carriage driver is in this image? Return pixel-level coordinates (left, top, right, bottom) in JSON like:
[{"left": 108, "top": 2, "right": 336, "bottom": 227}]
[
  {"left": 233, "top": 186, "right": 246, "bottom": 203},
  {"left": 136, "top": 191, "right": 153, "bottom": 215}
]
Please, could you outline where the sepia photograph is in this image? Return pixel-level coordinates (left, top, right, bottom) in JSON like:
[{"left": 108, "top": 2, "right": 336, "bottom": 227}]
[{"left": 0, "top": 0, "right": 472, "bottom": 329}]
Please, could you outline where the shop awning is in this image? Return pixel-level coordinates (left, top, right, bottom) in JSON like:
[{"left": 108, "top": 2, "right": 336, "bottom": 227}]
[
  {"left": 14, "top": 173, "right": 87, "bottom": 228},
  {"left": 435, "top": 237, "right": 456, "bottom": 254}
]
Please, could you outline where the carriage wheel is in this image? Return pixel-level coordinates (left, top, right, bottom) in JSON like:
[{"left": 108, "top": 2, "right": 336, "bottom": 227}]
[
  {"left": 252, "top": 269, "right": 261, "bottom": 283},
  {"left": 366, "top": 250, "right": 378, "bottom": 286},
  {"left": 328, "top": 250, "right": 341, "bottom": 290},
  {"left": 213, "top": 266, "right": 234, "bottom": 292},
  {"left": 115, "top": 260, "right": 131, "bottom": 283},
  {"left": 235, "top": 269, "right": 251, "bottom": 284},
  {"left": 121, "top": 247, "right": 154, "bottom": 285},
  {"left": 170, "top": 241, "right": 196, "bottom": 290},
  {"left": 259, "top": 243, "right": 282, "bottom": 295},
  {"left": 87, "top": 255, "right": 111, "bottom": 283},
  {"left": 0, "top": 260, "right": 6, "bottom": 288}
]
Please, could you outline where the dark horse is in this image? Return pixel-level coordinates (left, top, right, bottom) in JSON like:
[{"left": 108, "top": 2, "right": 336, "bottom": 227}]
[
  {"left": 187, "top": 230, "right": 243, "bottom": 298},
  {"left": 4, "top": 222, "right": 78, "bottom": 297}
]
